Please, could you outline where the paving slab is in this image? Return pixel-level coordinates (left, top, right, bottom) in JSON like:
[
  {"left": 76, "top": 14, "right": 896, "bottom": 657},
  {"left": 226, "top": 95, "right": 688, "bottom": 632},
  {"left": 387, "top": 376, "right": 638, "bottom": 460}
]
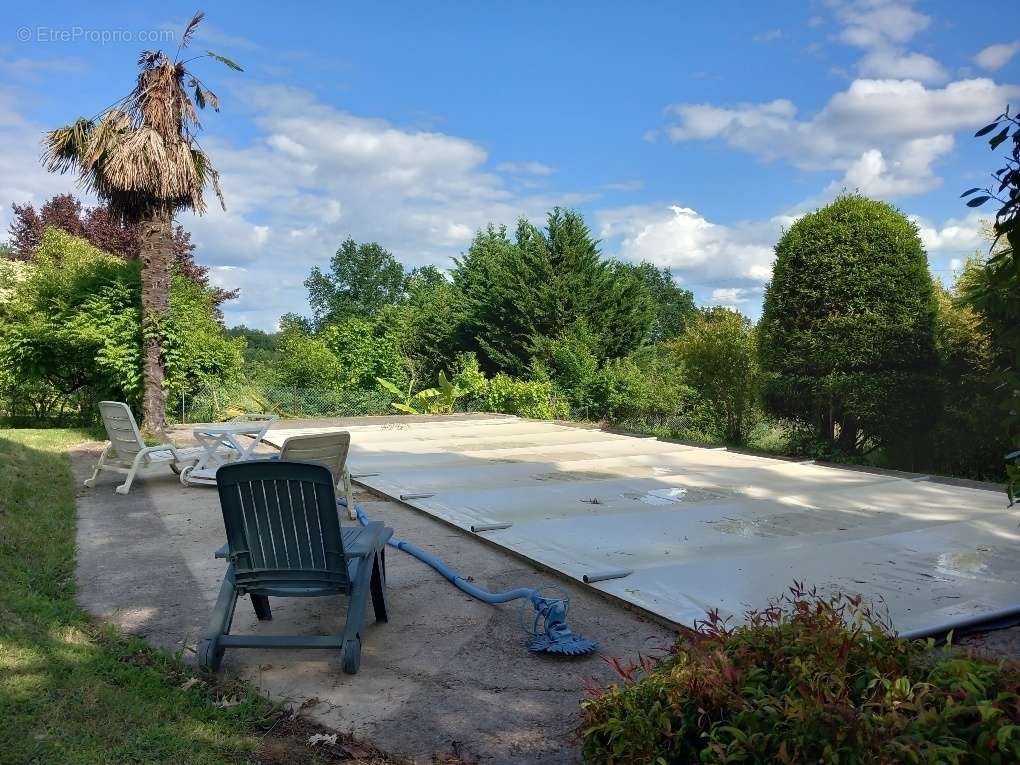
[{"left": 72, "top": 417, "right": 674, "bottom": 764}]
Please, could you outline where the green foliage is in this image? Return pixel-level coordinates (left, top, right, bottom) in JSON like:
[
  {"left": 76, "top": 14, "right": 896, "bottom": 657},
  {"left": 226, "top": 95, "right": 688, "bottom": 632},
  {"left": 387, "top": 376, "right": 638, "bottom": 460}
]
[
  {"left": 450, "top": 352, "right": 487, "bottom": 398},
  {"left": 0, "top": 429, "right": 279, "bottom": 763},
  {"left": 0, "top": 229, "right": 242, "bottom": 416},
  {"left": 453, "top": 210, "right": 654, "bottom": 375},
  {"left": 389, "top": 273, "right": 461, "bottom": 382},
  {"left": 377, "top": 369, "right": 468, "bottom": 415},
  {"left": 321, "top": 316, "right": 407, "bottom": 389},
  {"left": 534, "top": 320, "right": 602, "bottom": 415},
  {"left": 273, "top": 329, "right": 342, "bottom": 390},
  {"left": 163, "top": 273, "right": 244, "bottom": 400},
  {"left": 582, "top": 585, "right": 1020, "bottom": 764},
  {"left": 959, "top": 112, "right": 1020, "bottom": 499},
  {"left": 673, "top": 308, "right": 758, "bottom": 443},
  {"left": 617, "top": 261, "right": 698, "bottom": 342},
  {"left": 535, "top": 321, "right": 653, "bottom": 420},
  {"left": 758, "top": 195, "right": 938, "bottom": 460},
  {"left": 918, "top": 277, "right": 1010, "bottom": 479},
  {"left": 484, "top": 373, "right": 568, "bottom": 420},
  {"left": 305, "top": 238, "right": 407, "bottom": 327}
]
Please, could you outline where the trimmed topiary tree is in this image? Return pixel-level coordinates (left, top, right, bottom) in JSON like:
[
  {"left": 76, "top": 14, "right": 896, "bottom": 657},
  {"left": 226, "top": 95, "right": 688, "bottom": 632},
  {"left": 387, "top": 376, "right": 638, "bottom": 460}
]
[{"left": 758, "top": 194, "right": 937, "bottom": 459}]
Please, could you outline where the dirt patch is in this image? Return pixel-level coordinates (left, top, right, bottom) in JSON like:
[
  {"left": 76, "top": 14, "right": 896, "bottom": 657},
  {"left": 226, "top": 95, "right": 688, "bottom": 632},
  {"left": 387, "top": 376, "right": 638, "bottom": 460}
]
[{"left": 256, "top": 712, "right": 474, "bottom": 764}]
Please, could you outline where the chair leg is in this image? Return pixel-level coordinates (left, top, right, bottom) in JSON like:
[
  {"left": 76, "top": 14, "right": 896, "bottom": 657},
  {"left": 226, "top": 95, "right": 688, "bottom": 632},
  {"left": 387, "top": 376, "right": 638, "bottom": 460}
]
[
  {"left": 115, "top": 452, "right": 145, "bottom": 495},
  {"left": 342, "top": 468, "right": 357, "bottom": 520},
  {"left": 250, "top": 594, "right": 272, "bottom": 621},
  {"left": 370, "top": 550, "right": 388, "bottom": 623},
  {"left": 200, "top": 565, "right": 239, "bottom": 671},
  {"left": 83, "top": 445, "right": 112, "bottom": 488},
  {"left": 339, "top": 557, "right": 373, "bottom": 673}
]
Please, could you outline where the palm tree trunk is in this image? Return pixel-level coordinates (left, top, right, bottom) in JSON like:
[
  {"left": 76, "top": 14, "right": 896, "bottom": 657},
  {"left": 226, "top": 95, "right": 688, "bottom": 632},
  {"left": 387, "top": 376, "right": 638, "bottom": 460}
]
[{"left": 139, "top": 209, "right": 172, "bottom": 435}]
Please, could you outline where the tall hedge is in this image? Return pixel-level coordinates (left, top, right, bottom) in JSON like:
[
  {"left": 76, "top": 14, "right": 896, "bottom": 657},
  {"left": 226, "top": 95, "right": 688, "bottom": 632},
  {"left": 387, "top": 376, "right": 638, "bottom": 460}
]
[
  {"left": 758, "top": 195, "right": 937, "bottom": 457},
  {"left": 452, "top": 209, "right": 654, "bottom": 376}
]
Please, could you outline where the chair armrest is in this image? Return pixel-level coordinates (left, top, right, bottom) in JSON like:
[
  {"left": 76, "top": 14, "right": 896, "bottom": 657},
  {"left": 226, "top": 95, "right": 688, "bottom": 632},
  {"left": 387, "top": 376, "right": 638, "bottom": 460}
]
[
  {"left": 342, "top": 522, "right": 392, "bottom": 558},
  {"left": 215, "top": 543, "right": 229, "bottom": 559}
]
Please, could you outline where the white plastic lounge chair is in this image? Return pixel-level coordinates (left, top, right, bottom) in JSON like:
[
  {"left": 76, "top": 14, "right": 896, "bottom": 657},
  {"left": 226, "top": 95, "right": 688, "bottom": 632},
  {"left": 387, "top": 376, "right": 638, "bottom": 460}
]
[
  {"left": 83, "top": 401, "right": 203, "bottom": 495},
  {"left": 279, "top": 432, "right": 357, "bottom": 520}
]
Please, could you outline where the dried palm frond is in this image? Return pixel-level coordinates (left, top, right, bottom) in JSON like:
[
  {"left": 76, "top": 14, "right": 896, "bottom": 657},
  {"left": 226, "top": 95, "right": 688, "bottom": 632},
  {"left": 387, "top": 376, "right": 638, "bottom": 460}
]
[
  {"left": 179, "top": 12, "right": 205, "bottom": 51},
  {"left": 41, "top": 13, "right": 238, "bottom": 221}
]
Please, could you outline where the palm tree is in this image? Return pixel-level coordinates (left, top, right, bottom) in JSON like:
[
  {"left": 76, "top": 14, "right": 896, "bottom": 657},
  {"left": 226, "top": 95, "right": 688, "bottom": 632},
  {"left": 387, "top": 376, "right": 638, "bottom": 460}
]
[{"left": 42, "top": 13, "right": 242, "bottom": 435}]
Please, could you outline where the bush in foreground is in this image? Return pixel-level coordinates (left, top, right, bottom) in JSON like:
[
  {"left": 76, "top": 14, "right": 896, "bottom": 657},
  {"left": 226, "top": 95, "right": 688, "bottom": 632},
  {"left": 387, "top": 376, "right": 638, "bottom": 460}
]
[{"left": 581, "top": 585, "right": 1020, "bottom": 764}]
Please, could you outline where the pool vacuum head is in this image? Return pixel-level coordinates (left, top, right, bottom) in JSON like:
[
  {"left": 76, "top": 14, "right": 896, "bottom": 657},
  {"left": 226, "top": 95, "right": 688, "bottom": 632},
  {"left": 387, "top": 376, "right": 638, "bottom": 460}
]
[{"left": 525, "top": 594, "right": 599, "bottom": 656}]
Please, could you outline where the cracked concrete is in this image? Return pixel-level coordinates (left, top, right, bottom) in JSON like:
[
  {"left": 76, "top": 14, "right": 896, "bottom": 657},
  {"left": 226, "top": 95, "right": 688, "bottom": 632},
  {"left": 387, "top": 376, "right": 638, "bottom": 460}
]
[{"left": 72, "top": 415, "right": 674, "bottom": 764}]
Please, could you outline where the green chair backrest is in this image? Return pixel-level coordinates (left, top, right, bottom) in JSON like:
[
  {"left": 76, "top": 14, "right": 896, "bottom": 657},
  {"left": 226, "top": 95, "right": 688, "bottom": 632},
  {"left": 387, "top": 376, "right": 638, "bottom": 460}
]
[{"left": 215, "top": 461, "right": 351, "bottom": 594}]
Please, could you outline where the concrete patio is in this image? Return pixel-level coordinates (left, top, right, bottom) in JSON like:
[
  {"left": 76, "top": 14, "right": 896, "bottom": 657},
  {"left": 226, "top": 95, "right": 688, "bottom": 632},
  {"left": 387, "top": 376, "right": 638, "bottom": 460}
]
[{"left": 71, "top": 415, "right": 675, "bottom": 764}]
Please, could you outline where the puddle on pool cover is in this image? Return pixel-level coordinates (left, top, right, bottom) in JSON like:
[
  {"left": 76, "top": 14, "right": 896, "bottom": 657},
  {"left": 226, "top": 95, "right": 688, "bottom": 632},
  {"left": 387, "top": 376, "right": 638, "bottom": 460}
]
[
  {"left": 707, "top": 508, "right": 874, "bottom": 538},
  {"left": 937, "top": 547, "right": 995, "bottom": 577},
  {"left": 533, "top": 470, "right": 618, "bottom": 482},
  {"left": 623, "top": 486, "right": 733, "bottom": 505}
]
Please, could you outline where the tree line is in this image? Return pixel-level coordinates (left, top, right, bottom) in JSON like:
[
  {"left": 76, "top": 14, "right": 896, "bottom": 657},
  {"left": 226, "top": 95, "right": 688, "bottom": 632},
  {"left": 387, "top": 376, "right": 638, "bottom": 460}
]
[{"left": 0, "top": 12, "right": 1016, "bottom": 488}]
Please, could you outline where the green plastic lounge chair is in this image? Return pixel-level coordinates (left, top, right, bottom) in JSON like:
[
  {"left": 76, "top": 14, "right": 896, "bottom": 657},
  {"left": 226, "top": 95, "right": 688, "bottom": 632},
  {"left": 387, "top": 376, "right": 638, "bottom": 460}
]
[
  {"left": 84, "top": 401, "right": 203, "bottom": 494},
  {"left": 279, "top": 431, "right": 357, "bottom": 520},
  {"left": 199, "top": 460, "right": 392, "bottom": 673}
]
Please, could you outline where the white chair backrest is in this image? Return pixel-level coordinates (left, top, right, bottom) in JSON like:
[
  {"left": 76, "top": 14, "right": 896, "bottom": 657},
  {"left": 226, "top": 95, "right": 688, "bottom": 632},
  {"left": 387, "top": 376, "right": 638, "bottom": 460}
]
[
  {"left": 280, "top": 432, "right": 351, "bottom": 485},
  {"left": 98, "top": 401, "right": 145, "bottom": 458}
]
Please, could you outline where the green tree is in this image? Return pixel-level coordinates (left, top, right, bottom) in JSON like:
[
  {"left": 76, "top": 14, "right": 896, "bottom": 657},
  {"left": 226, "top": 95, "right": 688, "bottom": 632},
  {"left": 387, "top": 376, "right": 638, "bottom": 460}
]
[
  {"left": 758, "top": 195, "right": 937, "bottom": 458},
  {"left": 305, "top": 238, "right": 407, "bottom": 327},
  {"left": 390, "top": 272, "right": 461, "bottom": 382},
  {"left": 961, "top": 108, "right": 1020, "bottom": 500},
  {"left": 41, "top": 13, "right": 242, "bottom": 434},
  {"left": 321, "top": 316, "right": 408, "bottom": 390},
  {"left": 673, "top": 309, "right": 757, "bottom": 443},
  {"left": 274, "top": 329, "right": 342, "bottom": 390},
  {"left": 0, "top": 229, "right": 241, "bottom": 416},
  {"left": 922, "top": 274, "right": 1009, "bottom": 479},
  {"left": 617, "top": 262, "right": 697, "bottom": 341},
  {"left": 453, "top": 209, "right": 653, "bottom": 375}
]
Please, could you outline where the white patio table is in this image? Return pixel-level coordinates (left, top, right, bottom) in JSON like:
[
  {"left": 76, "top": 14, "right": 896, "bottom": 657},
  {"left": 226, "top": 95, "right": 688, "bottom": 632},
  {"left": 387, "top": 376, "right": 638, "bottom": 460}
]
[{"left": 180, "top": 416, "right": 278, "bottom": 486}]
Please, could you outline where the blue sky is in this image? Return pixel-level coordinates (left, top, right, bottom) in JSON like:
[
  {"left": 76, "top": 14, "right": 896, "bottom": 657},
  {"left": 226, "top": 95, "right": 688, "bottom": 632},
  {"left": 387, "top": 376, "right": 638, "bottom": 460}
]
[{"left": 2, "top": 1, "right": 1018, "bottom": 328}]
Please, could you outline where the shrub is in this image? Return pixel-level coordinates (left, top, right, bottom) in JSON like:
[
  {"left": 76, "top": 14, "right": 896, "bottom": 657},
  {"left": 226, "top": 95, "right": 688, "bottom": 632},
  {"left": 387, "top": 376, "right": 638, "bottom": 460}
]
[
  {"left": 672, "top": 308, "right": 758, "bottom": 444},
  {"left": 581, "top": 585, "right": 1020, "bottom": 764},
  {"left": 484, "top": 373, "right": 567, "bottom": 419},
  {"left": 450, "top": 351, "right": 487, "bottom": 399},
  {"left": 0, "top": 229, "right": 241, "bottom": 417},
  {"left": 920, "top": 277, "right": 1009, "bottom": 479},
  {"left": 758, "top": 195, "right": 938, "bottom": 460},
  {"left": 588, "top": 356, "right": 653, "bottom": 421}
]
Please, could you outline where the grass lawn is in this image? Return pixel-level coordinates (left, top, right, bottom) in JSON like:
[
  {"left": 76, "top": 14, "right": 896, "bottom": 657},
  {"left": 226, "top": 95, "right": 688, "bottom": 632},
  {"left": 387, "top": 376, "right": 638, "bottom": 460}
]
[{"left": 0, "top": 428, "right": 393, "bottom": 765}]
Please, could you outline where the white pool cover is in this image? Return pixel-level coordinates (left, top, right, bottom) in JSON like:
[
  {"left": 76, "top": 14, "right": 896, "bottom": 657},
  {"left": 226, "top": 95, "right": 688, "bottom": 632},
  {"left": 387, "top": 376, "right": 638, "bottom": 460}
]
[{"left": 271, "top": 417, "right": 1020, "bottom": 636}]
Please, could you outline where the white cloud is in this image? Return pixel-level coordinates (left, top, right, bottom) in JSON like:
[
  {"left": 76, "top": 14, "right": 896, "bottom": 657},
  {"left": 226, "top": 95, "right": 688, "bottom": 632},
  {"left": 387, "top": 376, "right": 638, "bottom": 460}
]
[
  {"left": 709, "top": 286, "right": 762, "bottom": 306},
  {"left": 0, "top": 90, "right": 92, "bottom": 236},
  {"left": 975, "top": 41, "right": 1020, "bottom": 71},
  {"left": 167, "top": 85, "right": 594, "bottom": 326},
  {"left": 911, "top": 212, "right": 990, "bottom": 253},
  {"left": 596, "top": 205, "right": 782, "bottom": 300},
  {"left": 496, "top": 161, "right": 554, "bottom": 176},
  {"left": 832, "top": 134, "right": 954, "bottom": 196},
  {"left": 661, "top": 78, "right": 1018, "bottom": 197},
  {"left": 0, "top": 79, "right": 590, "bottom": 328},
  {"left": 833, "top": 1, "right": 931, "bottom": 48},
  {"left": 599, "top": 179, "right": 645, "bottom": 193},
  {"left": 857, "top": 49, "right": 947, "bottom": 83}
]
